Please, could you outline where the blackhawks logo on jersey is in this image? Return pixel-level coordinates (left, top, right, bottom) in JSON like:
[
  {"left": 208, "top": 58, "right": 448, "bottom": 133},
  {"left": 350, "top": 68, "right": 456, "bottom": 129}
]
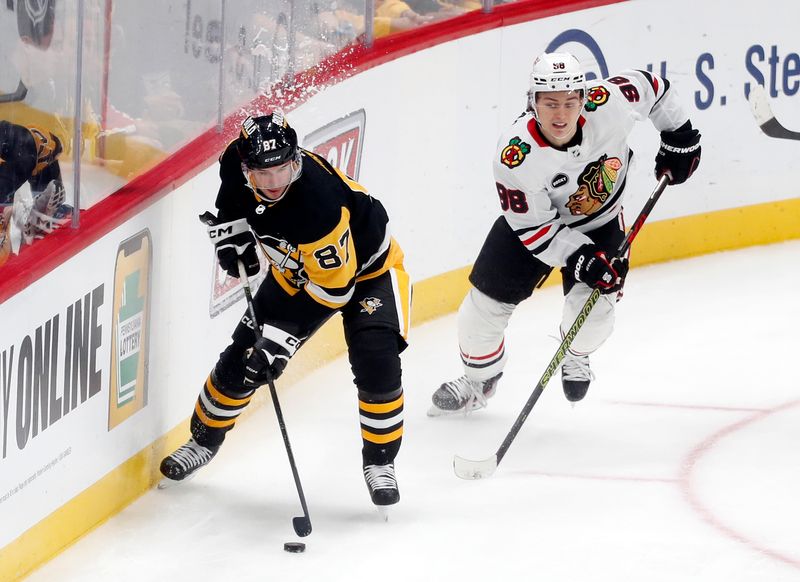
[
  {"left": 584, "top": 85, "right": 610, "bottom": 112},
  {"left": 501, "top": 136, "right": 531, "bottom": 168},
  {"left": 566, "top": 154, "right": 622, "bottom": 216}
]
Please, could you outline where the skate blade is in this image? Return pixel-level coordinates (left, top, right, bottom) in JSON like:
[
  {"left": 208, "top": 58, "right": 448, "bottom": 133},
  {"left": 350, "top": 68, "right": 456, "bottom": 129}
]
[
  {"left": 157, "top": 478, "right": 180, "bottom": 490},
  {"left": 427, "top": 402, "right": 486, "bottom": 417},
  {"left": 157, "top": 472, "right": 197, "bottom": 489},
  {"left": 376, "top": 506, "right": 390, "bottom": 522},
  {"left": 427, "top": 404, "right": 458, "bottom": 417}
]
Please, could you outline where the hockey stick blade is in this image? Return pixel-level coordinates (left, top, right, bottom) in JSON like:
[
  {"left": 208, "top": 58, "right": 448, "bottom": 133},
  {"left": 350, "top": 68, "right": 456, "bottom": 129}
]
[
  {"left": 453, "top": 454, "right": 498, "bottom": 480},
  {"left": 749, "top": 84, "right": 800, "bottom": 141},
  {"left": 292, "top": 516, "right": 312, "bottom": 537}
]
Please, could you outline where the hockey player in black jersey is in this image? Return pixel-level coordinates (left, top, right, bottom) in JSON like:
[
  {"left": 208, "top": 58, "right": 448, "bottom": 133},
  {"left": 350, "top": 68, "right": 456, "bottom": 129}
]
[
  {"left": 0, "top": 121, "right": 71, "bottom": 263},
  {"left": 160, "top": 112, "right": 411, "bottom": 508},
  {"left": 430, "top": 52, "right": 701, "bottom": 414}
]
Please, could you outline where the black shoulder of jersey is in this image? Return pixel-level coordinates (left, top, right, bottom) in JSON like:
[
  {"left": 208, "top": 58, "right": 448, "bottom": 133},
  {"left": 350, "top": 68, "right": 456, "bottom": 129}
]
[
  {"left": 219, "top": 140, "right": 243, "bottom": 178},
  {"left": 282, "top": 151, "right": 352, "bottom": 242},
  {"left": 0, "top": 120, "right": 36, "bottom": 160},
  {"left": 0, "top": 121, "right": 39, "bottom": 180},
  {"left": 215, "top": 140, "right": 250, "bottom": 220}
]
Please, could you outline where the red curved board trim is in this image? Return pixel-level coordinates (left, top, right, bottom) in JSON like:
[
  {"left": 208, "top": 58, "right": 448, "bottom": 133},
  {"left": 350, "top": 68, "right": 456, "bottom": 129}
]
[{"left": 0, "top": 0, "right": 625, "bottom": 304}]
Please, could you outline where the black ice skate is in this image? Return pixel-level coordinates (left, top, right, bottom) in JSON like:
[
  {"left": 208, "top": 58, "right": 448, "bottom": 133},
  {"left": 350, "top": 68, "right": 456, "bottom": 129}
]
[
  {"left": 363, "top": 463, "right": 399, "bottom": 512},
  {"left": 158, "top": 438, "right": 220, "bottom": 488},
  {"left": 561, "top": 352, "right": 594, "bottom": 402},
  {"left": 428, "top": 372, "right": 502, "bottom": 416}
]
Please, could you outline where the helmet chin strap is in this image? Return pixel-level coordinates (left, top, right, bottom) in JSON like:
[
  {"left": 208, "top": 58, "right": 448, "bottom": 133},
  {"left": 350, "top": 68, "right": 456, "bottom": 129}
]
[{"left": 256, "top": 184, "right": 291, "bottom": 203}]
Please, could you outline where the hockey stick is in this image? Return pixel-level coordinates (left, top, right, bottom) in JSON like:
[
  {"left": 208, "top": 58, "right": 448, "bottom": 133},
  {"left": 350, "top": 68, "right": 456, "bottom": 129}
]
[
  {"left": 749, "top": 84, "right": 800, "bottom": 141},
  {"left": 0, "top": 80, "right": 27, "bottom": 103},
  {"left": 454, "top": 175, "right": 670, "bottom": 480},
  {"left": 237, "top": 260, "right": 313, "bottom": 537}
]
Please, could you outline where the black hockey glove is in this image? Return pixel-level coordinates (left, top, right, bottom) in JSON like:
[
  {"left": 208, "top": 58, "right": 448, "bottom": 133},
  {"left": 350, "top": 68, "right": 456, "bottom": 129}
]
[
  {"left": 242, "top": 326, "right": 301, "bottom": 385},
  {"left": 566, "top": 244, "right": 628, "bottom": 294},
  {"left": 654, "top": 123, "right": 701, "bottom": 185},
  {"left": 200, "top": 211, "right": 259, "bottom": 279}
]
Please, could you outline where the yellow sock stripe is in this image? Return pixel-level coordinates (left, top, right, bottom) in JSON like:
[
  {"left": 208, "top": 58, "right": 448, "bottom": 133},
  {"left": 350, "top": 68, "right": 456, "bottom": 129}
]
[
  {"left": 206, "top": 376, "right": 253, "bottom": 407},
  {"left": 361, "top": 426, "right": 403, "bottom": 444},
  {"left": 359, "top": 394, "right": 404, "bottom": 415},
  {"left": 194, "top": 401, "right": 237, "bottom": 428}
]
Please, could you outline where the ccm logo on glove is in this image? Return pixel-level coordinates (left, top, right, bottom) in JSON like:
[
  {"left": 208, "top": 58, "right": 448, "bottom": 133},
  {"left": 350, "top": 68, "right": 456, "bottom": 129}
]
[
  {"left": 243, "top": 325, "right": 301, "bottom": 384},
  {"left": 200, "top": 212, "right": 260, "bottom": 279}
]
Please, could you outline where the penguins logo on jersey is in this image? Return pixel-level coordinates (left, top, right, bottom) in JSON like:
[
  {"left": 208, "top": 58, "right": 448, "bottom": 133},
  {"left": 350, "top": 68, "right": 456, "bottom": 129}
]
[
  {"left": 584, "top": 85, "right": 610, "bottom": 112},
  {"left": 566, "top": 154, "right": 622, "bottom": 216},
  {"left": 359, "top": 297, "right": 383, "bottom": 315},
  {"left": 258, "top": 235, "right": 307, "bottom": 284},
  {"left": 500, "top": 137, "right": 531, "bottom": 168}
]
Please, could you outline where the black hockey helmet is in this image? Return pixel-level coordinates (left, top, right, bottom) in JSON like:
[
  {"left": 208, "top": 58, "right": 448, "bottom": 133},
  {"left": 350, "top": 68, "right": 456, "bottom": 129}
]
[{"left": 236, "top": 112, "right": 299, "bottom": 169}]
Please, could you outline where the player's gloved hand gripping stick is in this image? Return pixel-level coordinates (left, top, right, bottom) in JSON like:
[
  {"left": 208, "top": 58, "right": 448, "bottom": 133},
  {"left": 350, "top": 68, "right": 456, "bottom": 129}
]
[{"left": 454, "top": 175, "right": 671, "bottom": 480}]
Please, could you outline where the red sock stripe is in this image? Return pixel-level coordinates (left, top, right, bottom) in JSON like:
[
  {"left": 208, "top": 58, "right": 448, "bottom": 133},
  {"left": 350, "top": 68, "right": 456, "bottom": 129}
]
[{"left": 460, "top": 339, "right": 505, "bottom": 362}]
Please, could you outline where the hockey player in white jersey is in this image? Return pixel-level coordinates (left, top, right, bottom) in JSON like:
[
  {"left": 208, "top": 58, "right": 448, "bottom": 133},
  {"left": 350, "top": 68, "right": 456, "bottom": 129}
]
[{"left": 430, "top": 52, "right": 701, "bottom": 414}]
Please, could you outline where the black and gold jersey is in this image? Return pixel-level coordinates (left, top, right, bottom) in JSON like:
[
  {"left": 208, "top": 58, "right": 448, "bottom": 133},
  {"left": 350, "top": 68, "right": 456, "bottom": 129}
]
[
  {"left": 0, "top": 121, "right": 63, "bottom": 203},
  {"left": 215, "top": 143, "right": 403, "bottom": 310}
]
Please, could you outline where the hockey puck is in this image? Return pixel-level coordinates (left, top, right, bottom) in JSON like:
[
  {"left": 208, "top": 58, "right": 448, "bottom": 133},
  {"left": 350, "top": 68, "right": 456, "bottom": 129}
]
[{"left": 283, "top": 542, "right": 306, "bottom": 553}]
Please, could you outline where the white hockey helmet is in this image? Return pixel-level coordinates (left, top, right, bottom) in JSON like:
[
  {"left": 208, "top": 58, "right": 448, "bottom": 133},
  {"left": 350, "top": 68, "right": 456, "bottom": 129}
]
[{"left": 527, "top": 52, "right": 586, "bottom": 118}]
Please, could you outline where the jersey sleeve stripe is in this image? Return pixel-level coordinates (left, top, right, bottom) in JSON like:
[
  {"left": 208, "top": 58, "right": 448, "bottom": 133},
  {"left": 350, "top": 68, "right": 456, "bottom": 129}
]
[
  {"left": 358, "top": 227, "right": 392, "bottom": 275},
  {"left": 526, "top": 223, "right": 565, "bottom": 255},
  {"left": 653, "top": 77, "right": 671, "bottom": 109},
  {"left": 520, "top": 224, "right": 552, "bottom": 246},
  {"left": 636, "top": 69, "right": 659, "bottom": 94}
]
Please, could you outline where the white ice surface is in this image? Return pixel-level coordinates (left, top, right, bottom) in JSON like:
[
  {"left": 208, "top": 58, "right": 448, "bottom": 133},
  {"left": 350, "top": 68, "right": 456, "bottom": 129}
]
[{"left": 26, "top": 240, "right": 800, "bottom": 582}]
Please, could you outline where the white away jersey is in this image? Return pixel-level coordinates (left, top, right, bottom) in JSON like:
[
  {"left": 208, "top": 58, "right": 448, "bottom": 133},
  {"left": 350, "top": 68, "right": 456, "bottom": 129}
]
[{"left": 494, "top": 70, "right": 689, "bottom": 267}]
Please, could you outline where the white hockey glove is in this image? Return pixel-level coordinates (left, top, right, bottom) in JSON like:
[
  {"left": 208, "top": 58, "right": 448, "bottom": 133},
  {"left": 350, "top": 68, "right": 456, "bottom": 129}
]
[
  {"left": 24, "top": 180, "right": 71, "bottom": 243},
  {"left": 199, "top": 211, "right": 259, "bottom": 279},
  {"left": 243, "top": 325, "right": 301, "bottom": 384}
]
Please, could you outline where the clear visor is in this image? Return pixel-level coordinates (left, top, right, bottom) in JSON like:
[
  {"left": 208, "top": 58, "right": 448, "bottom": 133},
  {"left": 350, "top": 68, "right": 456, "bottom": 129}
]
[
  {"left": 245, "top": 160, "right": 299, "bottom": 191},
  {"left": 527, "top": 88, "right": 585, "bottom": 115}
]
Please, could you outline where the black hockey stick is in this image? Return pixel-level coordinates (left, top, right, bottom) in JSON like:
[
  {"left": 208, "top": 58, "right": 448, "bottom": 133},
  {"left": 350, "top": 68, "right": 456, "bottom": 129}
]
[
  {"left": 0, "top": 79, "right": 27, "bottom": 103},
  {"left": 237, "top": 259, "right": 313, "bottom": 537},
  {"left": 454, "top": 175, "right": 670, "bottom": 480},
  {"left": 749, "top": 84, "right": 800, "bottom": 141}
]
